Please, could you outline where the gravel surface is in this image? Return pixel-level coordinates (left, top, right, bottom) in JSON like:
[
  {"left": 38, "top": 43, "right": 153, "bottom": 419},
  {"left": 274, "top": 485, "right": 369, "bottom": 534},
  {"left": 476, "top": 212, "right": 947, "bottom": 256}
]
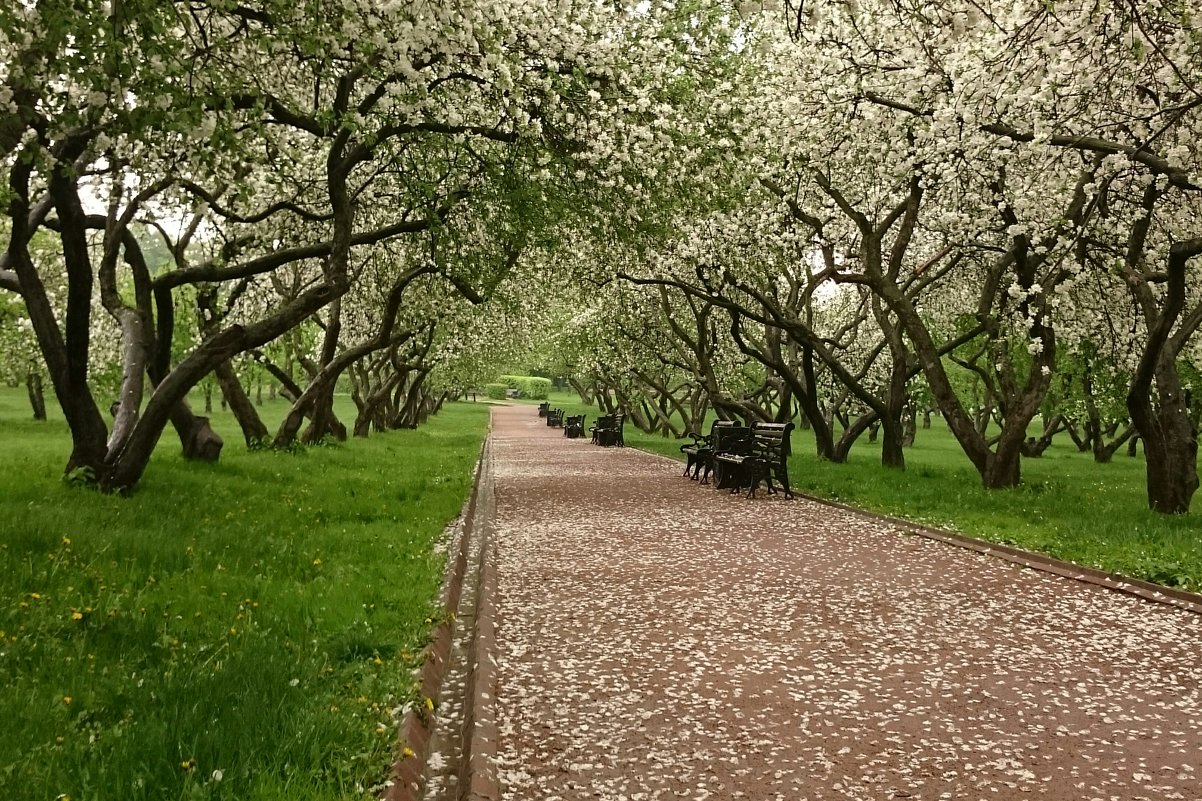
[{"left": 489, "top": 405, "right": 1202, "bottom": 801}]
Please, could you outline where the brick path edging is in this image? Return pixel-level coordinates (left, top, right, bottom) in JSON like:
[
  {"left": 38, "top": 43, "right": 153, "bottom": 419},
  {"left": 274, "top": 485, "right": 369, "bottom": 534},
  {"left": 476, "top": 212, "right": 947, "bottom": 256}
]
[
  {"left": 383, "top": 441, "right": 486, "bottom": 801},
  {"left": 458, "top": 440, "right": 501, "bottom": 801}
]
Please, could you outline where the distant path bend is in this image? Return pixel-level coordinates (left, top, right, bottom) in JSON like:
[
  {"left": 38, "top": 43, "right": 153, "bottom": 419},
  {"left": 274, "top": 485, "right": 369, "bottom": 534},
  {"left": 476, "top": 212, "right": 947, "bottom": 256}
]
[{"left": 486, "top": 404, "right": 1202, "bottom": 801}]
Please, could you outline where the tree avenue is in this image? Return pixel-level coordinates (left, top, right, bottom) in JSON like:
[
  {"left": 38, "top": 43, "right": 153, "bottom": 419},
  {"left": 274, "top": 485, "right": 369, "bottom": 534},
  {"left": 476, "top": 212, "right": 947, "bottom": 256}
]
[
  {"left": 536, "top": 0, "right": 1202, "bottom": 515},
  {"left": 3, "top": 0, "right": 1202, "bottom": 514},
  {"left": 0, "top": 0, "right": 737, "bottom": 491}
]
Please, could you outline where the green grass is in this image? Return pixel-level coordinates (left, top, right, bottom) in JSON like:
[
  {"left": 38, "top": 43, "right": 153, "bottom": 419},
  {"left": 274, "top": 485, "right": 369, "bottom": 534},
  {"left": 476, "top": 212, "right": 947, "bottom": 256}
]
[
  {"left": 0, "top": 388, "right": 489, "bottom": 801},
  {"left": 535, "top": 390, "right": 1202, "bottom": 593}
]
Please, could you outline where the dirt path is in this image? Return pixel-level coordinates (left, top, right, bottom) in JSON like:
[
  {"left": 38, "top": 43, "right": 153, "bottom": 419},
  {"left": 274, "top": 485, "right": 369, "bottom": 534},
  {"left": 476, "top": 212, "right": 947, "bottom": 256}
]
[{"left": 486, "top": 405, "right": 1202, "bottom": 801}]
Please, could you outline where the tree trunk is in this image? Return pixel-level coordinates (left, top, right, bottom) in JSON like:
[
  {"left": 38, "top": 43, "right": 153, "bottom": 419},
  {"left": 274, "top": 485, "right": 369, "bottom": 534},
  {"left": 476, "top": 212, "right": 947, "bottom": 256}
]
[
  {"left": 1141, "top": 413, "right": 1198, "bottom": 513},
  {"left": 1125, "top": 238, "right": 1202, "bottom": 513},
  {"left": 170, "top": 403, "right": 224, "bottom": 462},
  {"left": 1065, "top": 420, "right": 1090, "bottom": 452},
  {"left": 215, "top": 360, "right": 269, "bottom": 445},
  {"left": 26, "top": 371, "right": 46, "bottom": 421},
  {"left": 1093, "top": 424, "right": 1136, "bottom": 465},
  {"left": 568, "top": 377, "right": 596, "bottom": 406},
  {"left": 921, "top": 409, "right": 931, "bottom": 429},
  {"left": 830, "top": 412, "right": 877, "bottom": 464},
  {"left": 900, "top": 404, "right": 916, "bottom": 447},
  {"left": 1020, "top": 414, "right": 1064, "bottom": 458},
  {"left": 880, "top": 417, "right": 905, "bottom": 469},
  {"left": 302, "top": 384, "right": 348, "bottom": 443},
  {"left": 1131, "top": 367, "right": 1198, "bottom": 513},
  {"left": 983, "top": 447, "right": 1021, "bottom": 489}
]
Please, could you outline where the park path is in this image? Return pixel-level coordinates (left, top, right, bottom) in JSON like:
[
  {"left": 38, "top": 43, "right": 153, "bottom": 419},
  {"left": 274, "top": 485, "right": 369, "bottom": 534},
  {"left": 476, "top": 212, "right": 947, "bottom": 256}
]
[{"left": 485, "top": 404, "right": 1202, "bottom": 801}]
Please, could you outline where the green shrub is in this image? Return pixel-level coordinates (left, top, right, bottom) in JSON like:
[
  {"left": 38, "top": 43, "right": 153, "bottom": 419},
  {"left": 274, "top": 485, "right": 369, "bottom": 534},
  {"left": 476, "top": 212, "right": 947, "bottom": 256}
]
[
  {"left": 485, "top": 382, "right": 508, "bottom": 399},
  {"left": 499, "top": 375, "right": 551, "bottom": 400}
]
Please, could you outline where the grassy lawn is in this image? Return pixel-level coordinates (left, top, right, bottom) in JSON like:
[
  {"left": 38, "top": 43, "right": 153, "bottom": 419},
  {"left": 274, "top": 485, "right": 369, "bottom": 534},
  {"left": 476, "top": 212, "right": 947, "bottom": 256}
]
[
  {"left": 0, "top": 388, "right": 489, "bottom": 801},
  {"left": 536, "top": 391, "right": 1202, "bottom": 592}
]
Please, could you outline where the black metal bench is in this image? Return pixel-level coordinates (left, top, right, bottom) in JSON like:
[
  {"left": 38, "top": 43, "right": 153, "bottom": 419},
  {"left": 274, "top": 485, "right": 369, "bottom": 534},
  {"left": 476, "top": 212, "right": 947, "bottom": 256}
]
[
  {"left": 563, "top": 414, "right": 586, "bottom": 439},
  {"left": 590, "top": 414, "right": 612, "bottom": 444},
  {"left": 680, "top": 420, "right": 748, "bottom": 484},
  {"left": 590, "top": 413, "right": 625, "bottom": 447},
  {"left": 537, "top": 401, "right": 550, "bottom": 417},
  {"left": 715, "top": 421, "right": 795, "bottom": 498},
  {"left": 546, "top": 408, "right": 564, "bottom": 427}
]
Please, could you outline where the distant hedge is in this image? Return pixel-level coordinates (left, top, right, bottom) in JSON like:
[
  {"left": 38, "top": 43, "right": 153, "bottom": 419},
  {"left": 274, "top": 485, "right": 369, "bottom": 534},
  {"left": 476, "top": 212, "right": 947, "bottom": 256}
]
[
  {"left": 499, "top": 375, "right": 551, "bottom": 400},
  {"left": 484, "top": 383, "right": 508, "bottom": 400}
]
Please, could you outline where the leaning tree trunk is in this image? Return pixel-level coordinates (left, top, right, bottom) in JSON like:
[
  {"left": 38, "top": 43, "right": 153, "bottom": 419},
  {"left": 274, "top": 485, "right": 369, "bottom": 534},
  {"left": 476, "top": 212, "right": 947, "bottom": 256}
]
[
  {"left": 394, "top": 369, "right": 431, "bottom": 428},
  {"left": 354, "top": 370, "right": 402, "bottom": 437},
  {"left": 1092, "top": 424, "right": 1136, "bottom": 465},
  {"left": 302, "top": 383, "right": 348, "bottom": 444},
  {"left": 568, "top": 377, "right": 596, "bottom": 406},
  {"left": 214, "top": 360, "right": 269, "bottom": 445},
  {"left": 831, "top": 411, "right": 878, "bottom": 464}
]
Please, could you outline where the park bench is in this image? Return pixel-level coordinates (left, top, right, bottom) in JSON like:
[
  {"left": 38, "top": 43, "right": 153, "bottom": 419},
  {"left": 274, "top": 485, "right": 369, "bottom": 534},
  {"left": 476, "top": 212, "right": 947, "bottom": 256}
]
[
  {"left": 680, "top": 420, "right": 747, "bottom": 484},
  {"left": 714, "top": 421, "right": 795, "bottom": 498},
  {"left": 546, "top": 408, "right": 564, "bottom": 427},
  {"left": 590, "top": 413, "right": 625, "bottom": 447},
  {"left": 537, "top": 401, "right": 550, "bottom": 417},
  {"left": 563, "top": 414, "right": 586, "bottom": 439},
  {"left": 590, "top": 414, "right": 612, "bottom": 444}
]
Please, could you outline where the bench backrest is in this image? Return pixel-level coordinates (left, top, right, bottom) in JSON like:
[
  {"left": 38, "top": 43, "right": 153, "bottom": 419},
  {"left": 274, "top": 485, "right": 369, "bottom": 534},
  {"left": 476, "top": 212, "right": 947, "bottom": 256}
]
[
  {"left": 749, "top": 421, "right": 794, "bottom": 462},
  {"left": 713, "top": 424, "right": 751, "bottom": 450}
]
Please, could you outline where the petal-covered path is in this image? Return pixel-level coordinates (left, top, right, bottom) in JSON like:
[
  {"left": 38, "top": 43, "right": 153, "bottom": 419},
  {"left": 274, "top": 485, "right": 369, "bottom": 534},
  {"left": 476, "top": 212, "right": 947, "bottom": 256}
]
[{"left": 485, "top": 405, "right": 1202, "bottom": 801}]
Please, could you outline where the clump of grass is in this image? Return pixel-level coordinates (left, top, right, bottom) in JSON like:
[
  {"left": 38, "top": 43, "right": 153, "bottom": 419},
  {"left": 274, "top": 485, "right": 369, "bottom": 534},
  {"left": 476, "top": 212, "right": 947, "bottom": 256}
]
[{"left": 0, "top": 389, "right": 488, "bottom": 801}]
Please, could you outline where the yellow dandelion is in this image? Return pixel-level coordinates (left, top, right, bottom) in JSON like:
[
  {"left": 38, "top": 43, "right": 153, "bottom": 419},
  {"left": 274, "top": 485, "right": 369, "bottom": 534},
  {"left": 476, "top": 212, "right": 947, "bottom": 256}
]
[
  {"left": 312, "top": 558, "right": 322, "bottom": 566},
  {"left": 401, "top": 746, "right": 415, "bottom": 758},
  {"left": 70, "top": 611, "right": 84, "bottom": 621},
  {"left": 62, "top": 696, "right": 72, "bottom": 705},
  {"left": 180, "top": 758, "right": 196, "bottom": 772}
]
